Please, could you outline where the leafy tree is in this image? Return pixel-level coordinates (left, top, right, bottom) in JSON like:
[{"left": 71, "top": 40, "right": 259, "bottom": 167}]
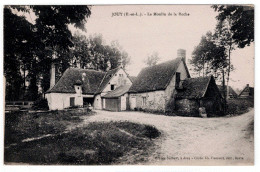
[
  {"left": 212, "top": 5, "right": 254, "bottom": 48},
  {"left": 4, "top": 5, "right": 92, "bottom": 99},
  {"left": 4, "top": 7, "right": 35, "bottom": 100},
  {"left": 213, "top": 18, "right": 236, "bottom": 99},
  {"left": 69, "top": 34, "right": 130, "bottom": 71},
  {"left": 144, "top": 52, "right": 160, "bottom": 67},
  {"left": 190, "top": 31, "right": 228, "bottom": 112},
  {"left": 190, "top": 32, "right": 227, "bottom": 78}
]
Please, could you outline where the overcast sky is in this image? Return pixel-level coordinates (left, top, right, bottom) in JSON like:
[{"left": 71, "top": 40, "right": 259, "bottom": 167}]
[
  {"left": 75, "top": 5, "right": 254, "bottom": 90},
  {"left": 19, "top": 5, "right": 254, "bottom": 90}
]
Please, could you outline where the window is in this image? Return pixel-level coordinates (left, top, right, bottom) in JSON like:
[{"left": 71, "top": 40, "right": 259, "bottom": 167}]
[
  {"left": 111, "top": 84, "right": 115, "bottom": 90},
  {"left": 119, "top": 74, "right": 123, "bottom": 77},
  {"left": 142, "top": 97, "right": 146, "bottom": 106},
  {"left": 175, "top": 72, "right": 181, "bottom": 88}
]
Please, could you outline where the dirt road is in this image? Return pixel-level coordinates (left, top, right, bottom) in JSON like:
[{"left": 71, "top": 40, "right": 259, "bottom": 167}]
[{"left": 82, "top": 109, "right": 254, "bottom": 165}]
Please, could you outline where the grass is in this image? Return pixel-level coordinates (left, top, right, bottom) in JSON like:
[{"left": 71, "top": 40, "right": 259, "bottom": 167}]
[
  {"left": 4, "top": 108, "right": 94, "bottom": 146},
  {"left": 5, "top": 121, "right": 161, "bottom": 165},
  {"left": 226, "top": 98, "right": 254, "bottom": 116}
]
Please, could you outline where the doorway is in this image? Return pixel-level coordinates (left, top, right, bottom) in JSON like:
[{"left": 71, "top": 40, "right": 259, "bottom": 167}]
[{"left": 70, "top": 97, "right": 75, "bottom": 107}]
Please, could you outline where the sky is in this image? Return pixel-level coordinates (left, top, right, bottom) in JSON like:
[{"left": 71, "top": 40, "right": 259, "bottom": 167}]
[
  {"left": 18, "top": 5, "right": 254, "bottom": 90},
  {"left": 73, "top": 5, "right": 254, "bottom": 90}
]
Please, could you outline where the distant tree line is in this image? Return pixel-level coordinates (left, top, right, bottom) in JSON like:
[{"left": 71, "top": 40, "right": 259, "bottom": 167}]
[{"left": 4, "top": 5, "right": 130, "bottom": 101}]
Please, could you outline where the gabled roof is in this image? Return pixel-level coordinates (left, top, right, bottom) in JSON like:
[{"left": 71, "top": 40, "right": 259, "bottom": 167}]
[
  {"left": 128, "top": 57, "right": 190, "bottom": 93},
  {"left": 217, "top": 85, "right": 238, "bottom": 97},
  {"left": 95, "top": 67, "right": 121, "bottom": 94},
  {"left": 102, "top": 84, "right": 132, "bottom": 98},
  {"left": 238, "top": 85, "right": 254, "bottom": 97},
  {"left": 46, "top": 68, "right": 105, "bottom": 94},
  {"left": 46, "top": 66, "right": 132, "bottom": 95},
  {"left": 175, "top": 76, "right": 213, "bottom": 99}
]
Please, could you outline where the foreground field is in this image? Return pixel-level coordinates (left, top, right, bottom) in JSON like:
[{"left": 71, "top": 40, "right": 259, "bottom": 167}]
[
  {"left": 4, "top": 109, "right": 160, "bottom": 165},
  {"left": 5, "top": 108, "right": 254, "bottom": 165}
]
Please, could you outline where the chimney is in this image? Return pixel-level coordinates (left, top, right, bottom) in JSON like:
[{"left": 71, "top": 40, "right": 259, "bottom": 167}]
[
  {"left": 247, "top": 84, "right": 249, "bottom": 87},
  {"left": 50, "top": 63, "right": 56, "bottom": 89},
  {"left": 177, "top": 49, "right": 186, "bottom": 62}
]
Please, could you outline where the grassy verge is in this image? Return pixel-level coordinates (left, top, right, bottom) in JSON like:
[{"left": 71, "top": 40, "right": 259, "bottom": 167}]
[
  {"left": 226, "top": 98, "right": 254, "bottom": 116},
  {"left": 4, "top": 108, "right": 94, "bottom": 146},
  {"left": 5, "top": 121, "right": 161, "bottom": 165}
]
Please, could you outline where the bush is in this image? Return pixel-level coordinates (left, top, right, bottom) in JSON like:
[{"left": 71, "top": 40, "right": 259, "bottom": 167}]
[
  {"left": 226, "top": 98, "right": 254, "bottom": 115},
  {"left": 32, "top": 98, "right": 49, "bottom": 110}
]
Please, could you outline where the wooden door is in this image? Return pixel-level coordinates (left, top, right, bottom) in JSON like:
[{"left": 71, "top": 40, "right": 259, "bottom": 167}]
[{"left": 70, "top": 97, "right": 75, "bottom": 107}]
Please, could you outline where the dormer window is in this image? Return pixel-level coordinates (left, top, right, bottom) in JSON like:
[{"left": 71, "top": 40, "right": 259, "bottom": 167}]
[
  {"left": 74, "top": 80, "right": 82, "bottom": 94},
  {"left": 111, "top": 84, "right": 115, "bottom": 90}
]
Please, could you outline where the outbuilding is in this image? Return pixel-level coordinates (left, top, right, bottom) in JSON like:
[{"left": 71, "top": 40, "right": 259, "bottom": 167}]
[
  {"left": 175, "top": 76, "right": 224, "bottom": 117},
  {"left": 238, "top": 84, "right": 254, "bottom": 99}
]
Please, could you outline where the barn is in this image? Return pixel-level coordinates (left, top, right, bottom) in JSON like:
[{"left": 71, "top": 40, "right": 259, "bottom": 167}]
[{"left": 175, "top": 76, "right": 224, "bottom": 117}]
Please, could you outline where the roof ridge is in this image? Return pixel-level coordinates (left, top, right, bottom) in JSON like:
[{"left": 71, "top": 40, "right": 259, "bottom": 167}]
[
  {"left": 142, "top": 57, "right": 182, "bottom": 70},
  {"left": 69, "top": 67, "right": 106, "bottom": 73}
]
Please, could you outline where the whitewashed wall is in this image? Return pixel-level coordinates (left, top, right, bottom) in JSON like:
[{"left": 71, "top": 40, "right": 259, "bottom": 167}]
[
  {"left": 120, "top": 94, "right": 127, "bottom": 111},
  {"left": 93, "top": 94, "right": 102, "bottom": 109},
  {"left": 102, "top": 68, "right": 132, "bottom": 93},
  {"left": 46, "top": 93, "right": 83, "bottom": 110}
]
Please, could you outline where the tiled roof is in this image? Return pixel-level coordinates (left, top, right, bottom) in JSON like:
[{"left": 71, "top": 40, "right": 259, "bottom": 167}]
[
  {"left": 129, "top": 57, "right": 189, "bottom": 93},
  {"left": 102, "top": 84, "right": 132, "bottom": 98},
  {"left": 175, "top": 76, "right": 212, "bottom": 99},
  {"left": 46, "top": 68, "right": 105, "bottom": 94}
]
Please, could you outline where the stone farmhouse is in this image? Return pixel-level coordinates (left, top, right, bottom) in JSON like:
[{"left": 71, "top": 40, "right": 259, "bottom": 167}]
[{"left": 46, "top": 49, "right": 224, "bottom": 117}]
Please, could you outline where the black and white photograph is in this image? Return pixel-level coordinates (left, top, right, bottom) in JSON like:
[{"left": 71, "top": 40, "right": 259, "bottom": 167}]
[{"left": 2, "top": 4, "right": 255, "bottom": 166}]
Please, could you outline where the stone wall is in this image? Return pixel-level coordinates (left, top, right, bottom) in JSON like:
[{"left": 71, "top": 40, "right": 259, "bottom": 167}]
[
  {"left": 175, "top": 98, "right": 200, "bottom": 117},
  {"left": 129, "top": 90, "right": 165, "bottom": 112},
  {"left": 200, "top": 98, "right": 223, "bottom": 117}
]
